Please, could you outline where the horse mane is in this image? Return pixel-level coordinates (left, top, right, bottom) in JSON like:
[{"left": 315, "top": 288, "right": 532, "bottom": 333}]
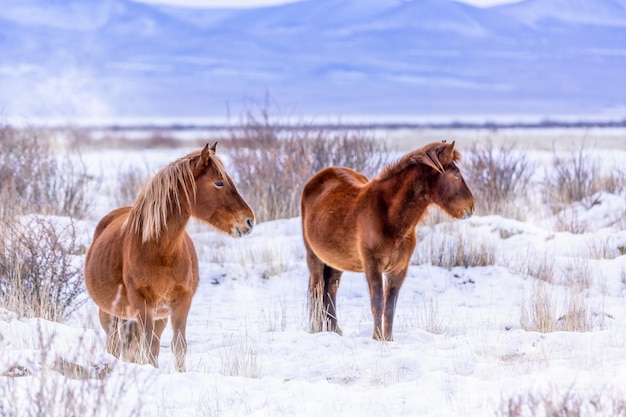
[
  {"left": 376, "top": 144, "right": 461, "bottom": 181},
  {"left": 123, "top": 149, "right": 227, "bottom": 243}
]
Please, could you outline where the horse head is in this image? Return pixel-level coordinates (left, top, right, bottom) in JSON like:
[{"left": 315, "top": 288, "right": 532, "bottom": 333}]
[
  {"left": 420, "top": 141, "right": 475, "bottom": 219},
  {"left": 191, "top": 143, "right": 255, "bottom": 237}
]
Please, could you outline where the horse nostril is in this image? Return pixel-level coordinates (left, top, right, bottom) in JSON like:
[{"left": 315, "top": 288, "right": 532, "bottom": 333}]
[
  {"left": 245, "top": 217, "right": 254, "bottom": 230},
  {"left": 471, "top": 205, "right": 476, "bottom": 214}
]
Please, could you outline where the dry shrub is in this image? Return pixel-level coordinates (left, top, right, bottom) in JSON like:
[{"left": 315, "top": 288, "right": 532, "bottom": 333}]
[
  {"left": 0, "top": 124, "right": 93, "bottom": 321},
  {"left": 544, "top": 145, "right": 601, "bottom": 212},
  {"left": 497, "top": 385, "right": 626, "bottom": 417},
  {"left": 0, "top": 216, "right": 84, "bottom": 321},
  {"left": 224, "top": 108, "right": 388, "bottom": 222},
  {"left": 0, "top": 125, "right": 95, "bottom": 219},
  {"left": 464, "top": 140, "right": 534, "bottom": 219},
  {"left": 114, "top": 164, "right": 151, "bottom": 207}
]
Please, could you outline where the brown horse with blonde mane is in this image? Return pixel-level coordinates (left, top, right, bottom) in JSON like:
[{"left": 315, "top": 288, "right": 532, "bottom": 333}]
[
  {"left": 84, "top": 143, "right": 254, "bottom": 371},
  {"left": 301, "top": 140, "right": 474, "bottom": 341}
]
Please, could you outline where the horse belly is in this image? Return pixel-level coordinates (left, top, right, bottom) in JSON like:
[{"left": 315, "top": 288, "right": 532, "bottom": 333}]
[
  {"left": 304, "top": 215, "right": 364, "bottom": 272},
  {"left": 316, "top": 245, "right": 363, "bottom": 272}
]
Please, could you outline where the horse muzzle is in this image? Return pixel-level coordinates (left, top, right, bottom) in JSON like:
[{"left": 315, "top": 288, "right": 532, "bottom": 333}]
[
  {"left": 458, "top": 206, "right": 476, "bottom": 219},
  {"left": 232, "top": 217, "right": 255, "bottom": 237},
  {"left": 460, "top": 205, "right": 475, "bottom": 219}
]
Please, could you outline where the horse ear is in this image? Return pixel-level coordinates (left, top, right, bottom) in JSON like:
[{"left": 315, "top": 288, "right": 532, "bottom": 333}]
[
  {"left": 200, "top": 143, "right": 212, "bottom": 166},
  {"left": 437, "top": 140, "right": 456, "bottom": 165},
  {"left": 210, "top": 142, "right": 217, "bottom": 153}
]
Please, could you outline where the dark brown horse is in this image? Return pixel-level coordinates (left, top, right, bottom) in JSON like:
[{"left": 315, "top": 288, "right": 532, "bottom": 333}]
[
  {"left": 84, "top": 143, "right": 254, "bottom": 371},
  {"left": 301, "top": 141, "right": 474, "bottom": 341}
]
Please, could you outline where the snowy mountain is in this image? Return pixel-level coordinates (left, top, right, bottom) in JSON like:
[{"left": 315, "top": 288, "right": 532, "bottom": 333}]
[{"left": 1, "top": 0, "right": 625, "bottom": 123}]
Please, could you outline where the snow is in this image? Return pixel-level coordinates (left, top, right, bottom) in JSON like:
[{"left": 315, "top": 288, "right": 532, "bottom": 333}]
[{"left": 1, "top": 138, "right": 626, "bottom": 416}]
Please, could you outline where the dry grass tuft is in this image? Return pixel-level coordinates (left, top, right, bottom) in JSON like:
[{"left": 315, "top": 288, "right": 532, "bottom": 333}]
[{"left": 520, "top": 283, "right": 557, "bottom": 333}]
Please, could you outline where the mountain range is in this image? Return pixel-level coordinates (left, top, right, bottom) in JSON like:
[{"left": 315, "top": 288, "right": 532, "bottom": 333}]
[{"left": 1, "top": 0, "right": 625, "bottom": 124}]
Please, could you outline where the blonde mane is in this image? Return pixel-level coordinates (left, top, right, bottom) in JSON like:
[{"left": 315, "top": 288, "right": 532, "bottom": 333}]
[{"left": 123, "top": 149, "right": 226, "bottom": 243}]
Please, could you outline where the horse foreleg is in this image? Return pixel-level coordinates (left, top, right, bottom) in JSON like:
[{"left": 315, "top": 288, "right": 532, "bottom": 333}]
[
  {"left": 171, "top": 295, "right": 192, "bottom": 372},
  {"left": 365, "top": 263, "right": 385, "bottom": 341},
  {"left": 382, "top": 269, "right": 408, "bottom": 342},
  {"left": 136, "top": 308, "right": 159, "bottom": 367}
]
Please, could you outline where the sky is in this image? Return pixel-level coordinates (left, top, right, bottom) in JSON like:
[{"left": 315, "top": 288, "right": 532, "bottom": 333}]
[{"left": 130, "top": 0, "right": 524, "bottom": 9}]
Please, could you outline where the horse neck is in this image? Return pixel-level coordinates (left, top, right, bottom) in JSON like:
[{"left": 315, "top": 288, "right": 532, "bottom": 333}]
[
  {"left": 160, "top": 202, "right": 191, "bottom": 253},
  {"left": 136, "top": 191, "right": 192, "bottom": 257},
  {"left": 375, "top": 165, "right": 433, "bottom": 234}
]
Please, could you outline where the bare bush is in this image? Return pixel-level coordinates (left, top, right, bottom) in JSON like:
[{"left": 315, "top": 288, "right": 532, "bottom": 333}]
[
  {"left": 224, "top": 108, "right": 388, "bottom": 222},
  {"left": 0, "top": 125, "right": 95, "bottom": 219},
  {"left": 464, "top": 140, "right": 534, "bottom": 219},
  {"left": 0, "top": 125, "right": 97, "bottom": 321},
  {"left": 115, "top": 164, "right": 151, "bottom": 207},
  {"left": 544, "top": 145, "right": 601, "bottom": 212},
  {"left": 497, "top": 385, "right": 626, "bottom": 417},
  {"left": 0, "top": 216, "right": 84, "bottom": 321}
]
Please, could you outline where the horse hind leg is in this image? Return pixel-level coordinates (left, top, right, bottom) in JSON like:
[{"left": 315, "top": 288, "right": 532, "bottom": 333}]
[
  {"left": 118, "top": 319, "right": 140, "bottom": 363},
  {"left": 305, "top": 242, "right": 344, "bottom": 335},
  {"left": 323, "top": 265, "right": 343, "bottom": 335},
  {"left": 98, "top": 309, "right": 122, "bottom": 358},
  {"left": 306, "top": 245, "right": 326, "bottom": 333}
]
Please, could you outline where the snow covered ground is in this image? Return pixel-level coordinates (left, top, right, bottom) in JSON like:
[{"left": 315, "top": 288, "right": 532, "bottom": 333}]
[{"left": 1, "top": 132, "right": 626, "bottom": 416}]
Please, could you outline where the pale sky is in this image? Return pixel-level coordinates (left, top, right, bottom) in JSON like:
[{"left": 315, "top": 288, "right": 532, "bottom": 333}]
[{"left": 132, "top": 0, "right": 524, "bottom": 9}]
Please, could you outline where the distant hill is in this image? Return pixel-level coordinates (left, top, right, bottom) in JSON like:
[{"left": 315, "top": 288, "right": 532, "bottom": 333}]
[{"left": 1, "top": 0, "right": 625, "bottom": 124}]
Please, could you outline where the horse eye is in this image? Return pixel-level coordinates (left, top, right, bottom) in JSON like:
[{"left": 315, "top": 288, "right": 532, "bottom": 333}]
[
  {"left": 453, "top": 172, "right": 460, "bottom": 179},
  {"left": 214, "top": 181, "right": 224, "bottom": 188}
]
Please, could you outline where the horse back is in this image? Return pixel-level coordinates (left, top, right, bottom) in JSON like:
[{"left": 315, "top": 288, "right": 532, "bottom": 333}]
[
  {"left": 92, "top": 206, "right": 132, "bottom": 241},
  {"left": 302, "top": 167, "right": 367, "bottom": 202}
]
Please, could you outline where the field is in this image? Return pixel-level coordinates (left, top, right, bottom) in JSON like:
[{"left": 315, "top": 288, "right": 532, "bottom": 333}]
[{"left": 1, "top": 125, "right": 626, "bottom": 417}]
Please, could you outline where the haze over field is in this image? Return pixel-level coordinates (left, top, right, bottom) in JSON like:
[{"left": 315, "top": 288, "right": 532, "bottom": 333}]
[{"left": 1, "top": 0, "right": 625, "bottom": 124}]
